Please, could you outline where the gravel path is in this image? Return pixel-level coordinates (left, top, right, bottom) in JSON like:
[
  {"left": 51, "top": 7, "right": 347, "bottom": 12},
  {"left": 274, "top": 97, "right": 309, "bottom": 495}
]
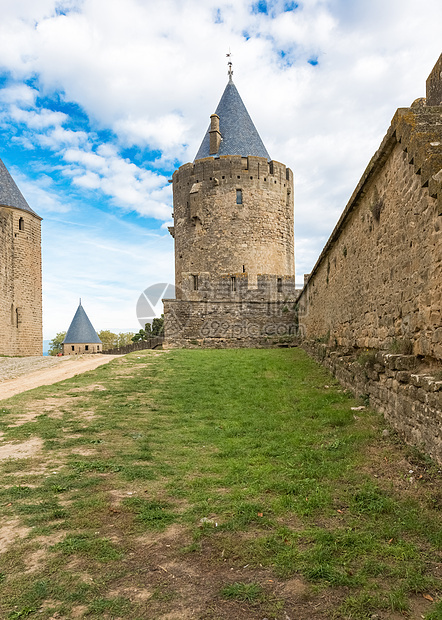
[
  {"left": 0, "top": 355, "right": 121, "bottom": 400},
  {"left": 0, "top": 356, "right": 69, "bottom": 382}
]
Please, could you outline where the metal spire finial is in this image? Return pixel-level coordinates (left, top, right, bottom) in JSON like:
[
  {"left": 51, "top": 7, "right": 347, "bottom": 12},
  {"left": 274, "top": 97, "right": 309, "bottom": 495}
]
[{"left": 226, "top": 50, "right": 233, "bottom": 81}]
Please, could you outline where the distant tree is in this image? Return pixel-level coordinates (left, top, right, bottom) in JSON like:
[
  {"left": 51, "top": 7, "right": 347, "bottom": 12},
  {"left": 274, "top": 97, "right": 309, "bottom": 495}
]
[
  {"left": 48, "top": 332, "right": 66, "bottom": 356},
  {"left": 131, "top": 323, "right": 152, "bottom": 343},
  {"left": 117, "top": 332, "right": 135, "bottom": 347},
  {"left": 131, "top": 330, "right": 146, "bottom": 343},
  {"left": 97, "top": 330, "right": 118, "bottom": 351},
  {"left": 152, "top": 315, "right": 164, "bottom": 336}
]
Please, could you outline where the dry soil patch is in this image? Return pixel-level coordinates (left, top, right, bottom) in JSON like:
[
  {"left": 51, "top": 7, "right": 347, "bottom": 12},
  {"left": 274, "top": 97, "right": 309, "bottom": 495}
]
[
  {"left": 0, "top": 437, "right": 43, "bottom": 461},
  {"left": 0, "top": 519, "right": 31, "bottom": 554}
]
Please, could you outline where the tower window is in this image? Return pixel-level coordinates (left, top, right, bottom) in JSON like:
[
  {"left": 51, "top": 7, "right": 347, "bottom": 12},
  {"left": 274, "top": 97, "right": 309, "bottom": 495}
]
[
  {"left": 230, "top": 276, "right": 237, "bottom": 292},
  {"left": 243, "top": 265, "right": 245, "bottom": 273},
  {"left": 85, "top": 345, "right": 89, "bottom": 351},
  {"left": 193, "top": 275, "right": 199, "bottom": 291},
  {"left": 236, "top": 189, "right": 243, "bottom": 205},
  {"left": 277, "top": 278, "right": 283, "bottom": 292},
  {"left": 18, "top": 217, "right": 24, "bottom": 231},
  {"left": 72, "top": 345, "right": 75, "bottom": 351}
]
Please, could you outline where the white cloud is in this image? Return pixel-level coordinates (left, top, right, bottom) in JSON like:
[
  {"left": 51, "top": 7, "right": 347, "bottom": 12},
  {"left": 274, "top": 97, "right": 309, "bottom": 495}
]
[
  {"left": 0, "top": 83, "right": 37, "bottom": 106},
  {"left": 11, "top": 168, "right": 72, "bottom": 214},
  {"left": 63, "top": 145, "right": 172, "bottom": 218}
]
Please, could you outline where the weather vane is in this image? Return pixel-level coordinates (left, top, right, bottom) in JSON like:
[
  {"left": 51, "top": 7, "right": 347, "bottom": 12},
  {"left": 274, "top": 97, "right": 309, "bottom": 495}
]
[{"left": 226, "top": 49, "right": 233, "bottom": 80}]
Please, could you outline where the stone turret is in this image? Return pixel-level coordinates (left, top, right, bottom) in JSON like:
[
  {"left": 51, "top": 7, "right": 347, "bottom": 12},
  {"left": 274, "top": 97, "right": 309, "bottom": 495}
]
[
  {"left": 164, "top": 67, "right": 296, "bottom": 347},
  {"left": 62, "top": 300, "right": 102, "bottom": 355}
]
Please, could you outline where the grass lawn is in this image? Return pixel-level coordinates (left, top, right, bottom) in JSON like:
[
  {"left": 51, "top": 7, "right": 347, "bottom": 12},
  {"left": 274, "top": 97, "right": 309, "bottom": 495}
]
[{"left": 0, "top": 348, "right": 441, "bottom": 619}]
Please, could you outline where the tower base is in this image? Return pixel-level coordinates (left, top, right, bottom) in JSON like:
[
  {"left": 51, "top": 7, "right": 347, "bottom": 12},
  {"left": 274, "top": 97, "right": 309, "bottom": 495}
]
[{"left": 163, "top": 298, "right": 298, "bottom": 348}]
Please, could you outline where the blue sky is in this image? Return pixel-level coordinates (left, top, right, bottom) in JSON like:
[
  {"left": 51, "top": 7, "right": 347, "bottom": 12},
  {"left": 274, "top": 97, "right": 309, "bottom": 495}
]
[{"left": 0, "top": 0, "right": 440, "bottom": 340}]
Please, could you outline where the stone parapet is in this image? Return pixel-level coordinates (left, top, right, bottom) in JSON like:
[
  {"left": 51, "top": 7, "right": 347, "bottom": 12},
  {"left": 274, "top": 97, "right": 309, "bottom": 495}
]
[{"left": 179, "top": 272, "right": 298, "bottom": 301}]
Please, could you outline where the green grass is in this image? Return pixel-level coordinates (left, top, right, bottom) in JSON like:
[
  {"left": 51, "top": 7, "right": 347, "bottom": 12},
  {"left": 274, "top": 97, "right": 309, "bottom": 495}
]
[
  {"left": 0, "top": 348, "right": 440, "bottom": 619},
  {"left": 220, "top": 581, "right": 264, "bottom": 602}
]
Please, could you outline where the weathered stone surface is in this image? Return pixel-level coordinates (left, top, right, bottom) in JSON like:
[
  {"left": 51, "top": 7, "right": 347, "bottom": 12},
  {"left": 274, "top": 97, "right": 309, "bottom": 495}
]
[
  {"left": 164, "top": 298, "right": 296, "bottom": 348},
  {"left": 172, "top": 156, "right": 294, "bottom": 298}
]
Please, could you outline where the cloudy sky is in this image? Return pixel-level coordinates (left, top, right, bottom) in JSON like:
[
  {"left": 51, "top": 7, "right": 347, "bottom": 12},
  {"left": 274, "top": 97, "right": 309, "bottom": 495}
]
[{"left": 0, "top": 0, "right": 440, "bottom": 341}]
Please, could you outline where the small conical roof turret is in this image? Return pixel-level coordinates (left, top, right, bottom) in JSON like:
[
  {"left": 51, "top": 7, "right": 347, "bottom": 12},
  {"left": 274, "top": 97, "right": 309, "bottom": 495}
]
[
  {"left": 194, "top": 68, "right": 270, "bottom": 161},
  {"left": 63, "top": 300, "right": 102, "bottom": 344},
  {"left": 0, "top": 157, "right": 40, "bottom": 217}
]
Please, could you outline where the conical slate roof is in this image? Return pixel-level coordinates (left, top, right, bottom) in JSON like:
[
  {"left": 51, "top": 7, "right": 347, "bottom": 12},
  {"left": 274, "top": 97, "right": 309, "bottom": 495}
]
[
  {"left": 63, "top": 302, "right": 102, "bottom": 344},
  {"left": 0, "top": 157, "right": 39, "bottom": 217},
  {"left": 194, "top": 78, "right": 270, "bottom": 161}
]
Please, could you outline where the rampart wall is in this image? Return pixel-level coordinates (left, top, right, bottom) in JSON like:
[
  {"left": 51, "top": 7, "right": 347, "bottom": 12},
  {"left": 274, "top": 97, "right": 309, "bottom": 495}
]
[
  {"left": 298, "top": 102, "right": 442, "bottom": 361},
  {"left": 0, "top": 207, "right": 42, "bottom": 356},
  {"left": 296, "top": 56, "right": 442, "bottom": 462}
]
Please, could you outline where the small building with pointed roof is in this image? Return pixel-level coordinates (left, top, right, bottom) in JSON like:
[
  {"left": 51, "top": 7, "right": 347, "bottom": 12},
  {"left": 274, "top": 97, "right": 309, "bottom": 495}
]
[
  {"left": 163, "top": 62, "right": 296, "bottom": 347},
  {"left": 0, "top": 157, "right": 42, "bottom": 356},
  {"left": 62, "top": 301, "right": 102, "bottom": 355}
]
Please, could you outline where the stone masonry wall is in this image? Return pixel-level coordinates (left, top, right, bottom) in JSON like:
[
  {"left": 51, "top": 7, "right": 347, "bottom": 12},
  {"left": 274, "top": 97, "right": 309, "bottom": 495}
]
[
  {"left": 0, "top": 207, "right": 42, "bottom": 356},
  {"left": 297, "top": 103, "right": 442, "bottom": 361},
  {"left": 164, "top": 298, "right": 296, "bottom": 348},
  {"left": 171, "top": 155, "right": 294, "bottom": 299},
  {"left": 302, "top": 340, "right": 442, "bottom": 465}
]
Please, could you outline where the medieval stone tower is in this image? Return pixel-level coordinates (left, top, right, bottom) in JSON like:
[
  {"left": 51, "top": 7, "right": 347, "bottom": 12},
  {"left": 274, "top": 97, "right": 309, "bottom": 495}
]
[
  {"left": 164, "top": 64, "right": 297, "bottom": 346},
  {"left": 0, "top": 157, "right": 42, "bottom": 356}
]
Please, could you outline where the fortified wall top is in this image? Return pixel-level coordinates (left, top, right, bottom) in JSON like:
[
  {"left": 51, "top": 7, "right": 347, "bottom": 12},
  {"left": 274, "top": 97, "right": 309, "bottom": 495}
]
[
  {"left": 194, "top": 72, "right": 270, "bottom": 161},
  {"left": 426, "top": 53, "right": 442, "bottom": 106}
]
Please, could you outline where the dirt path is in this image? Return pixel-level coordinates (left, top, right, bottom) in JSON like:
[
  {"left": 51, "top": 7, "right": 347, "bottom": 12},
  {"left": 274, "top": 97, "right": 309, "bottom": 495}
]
[{"left": 0, "top": 355, "right": 121, "bottom": 400}]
